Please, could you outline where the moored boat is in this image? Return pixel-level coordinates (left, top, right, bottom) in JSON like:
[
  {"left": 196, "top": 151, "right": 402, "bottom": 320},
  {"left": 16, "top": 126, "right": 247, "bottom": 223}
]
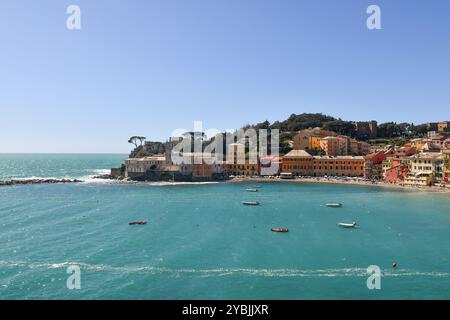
[
  {"left": 337, "top": 222, "right": 357, "bottom": 228},
  {"left": 129, "top": 221, "right": 147, "bottom": 225},
  {"left": 326, "top": 202, "right": 342, "bottom": 208},
  {"left": 271, "top": 228, "right": 289, "bottom": 233},
  {"left": 241, "top": 201, "right": 260, "bottom": 206},
  {"left": 246, "top": 188, "right": 258, "bottom": 192}
]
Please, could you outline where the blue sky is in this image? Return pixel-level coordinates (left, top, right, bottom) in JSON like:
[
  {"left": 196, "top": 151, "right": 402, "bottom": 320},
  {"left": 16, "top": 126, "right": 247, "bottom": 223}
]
[{"left": 0, "top": 0, "right": 449, "bottom": 153}]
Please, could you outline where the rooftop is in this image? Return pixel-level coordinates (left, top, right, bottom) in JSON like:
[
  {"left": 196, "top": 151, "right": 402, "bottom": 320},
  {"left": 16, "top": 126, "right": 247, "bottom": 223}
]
[
  {"left": 409, "top": 152, "right": 444, "bottom": 160},
  {"left": 313, "top": 156, "right": 365, "bottom": 160},
  {"left": 283, "top": 150, "right": 313, "bottom": 158}
]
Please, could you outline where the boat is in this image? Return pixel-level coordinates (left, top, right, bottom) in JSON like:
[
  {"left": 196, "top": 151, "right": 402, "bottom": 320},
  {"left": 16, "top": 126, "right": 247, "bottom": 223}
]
[
  {"left": 271, "top": 228, "right": 289, "bottom": 233},
  {"left": 246, "top": 188, "right": 258, "bottom": 192},
  {"left": 326, "top": 203, "right": 342, "bottom": 208},
  {"left": 280, "top": 172, "right": 294, "bottom": 179},
  {"left": 241, "top": 201, "right": 260, "bottom": 206},
  {"left": 337, "top": 222, "right": 357, "bottom": 228},
  {"left": 129, "top": 221, "right": 147, "bottom": 225}
]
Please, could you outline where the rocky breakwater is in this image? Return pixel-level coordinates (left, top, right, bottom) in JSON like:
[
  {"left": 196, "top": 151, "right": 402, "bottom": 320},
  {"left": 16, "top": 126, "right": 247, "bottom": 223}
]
[
  {"left": 0, "top": 178, "right": 83, "bottom": 187},
  {"left": 92, "top": 174, "right": 123, "bottom": 180}
]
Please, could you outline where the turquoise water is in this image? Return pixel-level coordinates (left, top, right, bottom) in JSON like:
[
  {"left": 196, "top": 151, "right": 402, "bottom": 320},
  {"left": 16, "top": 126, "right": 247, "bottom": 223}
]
[
  {"left": 0, "top": 154, "right": 127, "bottom": 180},
  {"left": 1, "top": 155, "right": 450, "bottom": 299}
]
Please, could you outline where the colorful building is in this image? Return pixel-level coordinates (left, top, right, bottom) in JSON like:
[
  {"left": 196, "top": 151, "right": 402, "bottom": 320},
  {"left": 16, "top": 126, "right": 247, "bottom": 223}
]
[
  {"left": 380, "top": 146, "right": 417, "bottom": 179},
  {"left": 443, "top": 149, "right": 450, "bottom": 183},
  {"left": 226, "top": 142, "right": 259, "bottom": 176},
  {"left": 312, "top": 156, "right": 365, "bottom": 177},
  {"left": 364, "top": 150, "right": 391, "bottom": 179},
  {"left": 384, "top": 164, "right": 409, "bottom": 183},
  {"left": 281, "top": 150, "right": 314, "bottom": 176},
  {"left": 282, "top": 150, "right": 365, "bottom": 177},
  {"left": 405, "top": 152, "right": 444, "bottom": 186},
  {"left": 292, "top": 128, "right": 336, "bottom": 151},
  {"left": 319, "top": 136, "right": 345, "bottom": 156}
]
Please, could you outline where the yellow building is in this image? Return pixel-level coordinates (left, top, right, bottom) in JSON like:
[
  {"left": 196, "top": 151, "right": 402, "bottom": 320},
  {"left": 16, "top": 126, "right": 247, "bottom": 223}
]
[
  {"left": 410, "top": 138, "right": 426, "bottom": 150},
  {"left": 226, "top": 142, "right": 259, "bottom": 176},
  {"left": 405, "top": 152, "right": 444, "bottom": 186},
  {"left": 443, "top": 149, "right": 450, "bottom": 183},
  {"left": 381, "top": 156, "right": 394, "bottom": 178},
  {"left": 310, "top": 136, "right": 322, "bottom": 150},
  {"left": 293, "top": 128, "right": 336, "bottom": 150}
]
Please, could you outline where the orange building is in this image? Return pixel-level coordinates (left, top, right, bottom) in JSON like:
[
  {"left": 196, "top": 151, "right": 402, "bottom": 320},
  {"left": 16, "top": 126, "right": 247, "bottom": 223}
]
[
  {"left": 281, "top": 150, "right": 314, "bottom": 175},
  {"left": 226, "top": 142, "right": 259, "bottom": 176},
  {"left": 320, "top": 136, "right": 346, "bottom": 156},
  {"left": 282, "top": 150, "right": 365, "bottom": 177},
  {"left": 312, "top": 156, "right": 365, "bottom": 177},
  {"left": 293, "top": 128, "right": 336, "bottom": 150}
]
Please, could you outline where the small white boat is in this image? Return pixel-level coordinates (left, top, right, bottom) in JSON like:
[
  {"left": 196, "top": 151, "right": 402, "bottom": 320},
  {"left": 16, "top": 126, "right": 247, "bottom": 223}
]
[
  {"left": 241, "top": 201, "right": 260, "bottom": 206},
  {"left": 246, "top": 188, "right": 258, "bottom": 192},
  {"left": 337, "top": 222, "right": 357, "bottom": 228},
  {"left": 326, "top": 203, "right": 342, "bottom": 208}
]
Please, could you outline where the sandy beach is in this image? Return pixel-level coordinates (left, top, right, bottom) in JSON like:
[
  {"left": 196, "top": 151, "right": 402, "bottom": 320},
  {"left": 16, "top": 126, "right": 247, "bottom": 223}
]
[
  {"left": 229, "top": 176, "right": 450, "bottom": 194},
  {"left": 87, "top": 175, "right": 450, "bottom": 194}
]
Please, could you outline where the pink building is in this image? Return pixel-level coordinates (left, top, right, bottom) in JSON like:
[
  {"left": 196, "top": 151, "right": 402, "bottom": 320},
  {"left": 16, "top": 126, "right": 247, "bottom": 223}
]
[{"left": 385, "top": 164, "right": 409, "bottom": 183}]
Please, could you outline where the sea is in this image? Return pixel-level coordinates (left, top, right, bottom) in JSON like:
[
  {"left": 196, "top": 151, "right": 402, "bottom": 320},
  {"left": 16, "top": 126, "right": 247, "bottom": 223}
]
[{"left": 0, "top": 154, "right": 450, "bottom": 299}]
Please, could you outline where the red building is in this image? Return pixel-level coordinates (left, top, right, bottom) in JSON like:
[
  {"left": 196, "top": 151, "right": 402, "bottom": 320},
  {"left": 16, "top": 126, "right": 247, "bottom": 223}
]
[
  {"left": 364, "top": 150, "right": 392, "bottom": 179},
  {"left": 385, "top": 164, "right": 409, "bottom": 183}
]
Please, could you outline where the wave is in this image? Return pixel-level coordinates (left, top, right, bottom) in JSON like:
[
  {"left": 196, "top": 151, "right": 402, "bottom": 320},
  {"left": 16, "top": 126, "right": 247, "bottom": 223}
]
[
  {"left": 1, "top": 261, "right": 448, "bottom": 278},
  {"left": 132, "top": 181, "right": 220, "bottom": 187},
  {"left": 82, "top": 179, "right": 221, "bottom": 186},
  {"left": 0, "top": 169, "right": 113, "bottom": 183}
]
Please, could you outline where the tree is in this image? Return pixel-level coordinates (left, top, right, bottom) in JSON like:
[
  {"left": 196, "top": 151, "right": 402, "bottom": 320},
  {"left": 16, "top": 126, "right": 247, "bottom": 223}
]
[
  {"left": 137, "top": 136, "right": 146, "bottom": 146},
  {"left": 128, "top": 136, "right": 146, "bottom": 148},
  {"left": 410, "top": 123, "right": 428, "bottom": 136},
  {"left": 323, "top": 120, "right": 356, "bottom": 137},
  {"left": 270, "top": 113, "right": 337, "bottom": 132},
  {"left": 378, "top": 122, "right": 406, "bottom": 138}
]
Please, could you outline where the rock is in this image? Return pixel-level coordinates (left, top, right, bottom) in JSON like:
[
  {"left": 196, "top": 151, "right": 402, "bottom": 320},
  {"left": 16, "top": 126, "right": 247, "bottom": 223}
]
[
  {"left": 92, "top": 174, "right": 124, "bottom": 180},
  {"left": 0, "top": 179, "right": 83, "bottom": 187}
]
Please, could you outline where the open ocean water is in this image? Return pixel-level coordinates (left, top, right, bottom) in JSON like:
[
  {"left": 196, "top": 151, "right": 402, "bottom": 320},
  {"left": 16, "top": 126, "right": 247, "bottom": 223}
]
[{"left": 0, "top": 154, "right": 450, "bottom": 299}]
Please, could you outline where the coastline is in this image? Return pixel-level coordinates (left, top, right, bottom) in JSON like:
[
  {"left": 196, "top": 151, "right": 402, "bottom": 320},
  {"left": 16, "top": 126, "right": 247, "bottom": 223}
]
[
  {"left": 88, "top": 175, "right": 450, "bottom": 194},
  {"left": 2, "top": 175, "right": 449, "bottom": 195},
  {"left": 228, "top": 176, "right": 450, "bottom": 194}
]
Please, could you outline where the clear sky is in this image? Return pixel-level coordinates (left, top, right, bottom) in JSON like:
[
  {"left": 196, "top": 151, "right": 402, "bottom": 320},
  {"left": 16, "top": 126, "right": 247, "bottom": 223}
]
[{"left": 0, "top": 0, "right": 449, "bottom": 153}]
